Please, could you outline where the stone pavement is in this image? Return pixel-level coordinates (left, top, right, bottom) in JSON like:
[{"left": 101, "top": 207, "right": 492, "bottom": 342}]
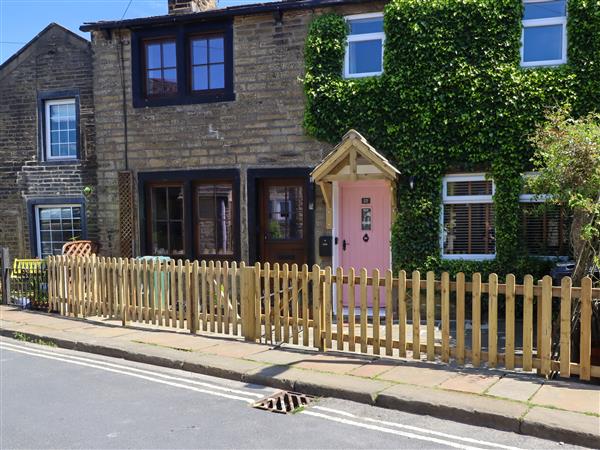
[{"left": 1, "top": 305, "right": 599, "bottom": 447}]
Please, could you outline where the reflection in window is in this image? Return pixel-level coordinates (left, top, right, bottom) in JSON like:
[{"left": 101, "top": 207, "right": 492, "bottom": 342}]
[
  {"left": 195, "top": 182, "right": 233, "bottom": 256},
  {"left": 190, "top": 36, "right": 225, "bottom": 91},
  {"left": 522, "top": 0, "right": 567, "bottom": 66},
  {"left": 150, "top": 186, "right": 184, "bottom": 256},
  {"left": 36, "top": 205, "right": 82, "bottom": 258},
  {"left": 345, "top": 14, "right": 384, "bottom": 78},
  {"left": 267, "top": 186, "right": 304, "bottom": 240},
  {"left": 45, "top": 99, "right": 77, "bottom": 159},
  {"left": 145, "top": 39, "right": 177, "bottom": 96}
]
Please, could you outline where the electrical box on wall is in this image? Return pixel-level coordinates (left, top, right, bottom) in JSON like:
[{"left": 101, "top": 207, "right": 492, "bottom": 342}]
[{"left": 319, "top": 236, "right": 332, "bottom": 257}]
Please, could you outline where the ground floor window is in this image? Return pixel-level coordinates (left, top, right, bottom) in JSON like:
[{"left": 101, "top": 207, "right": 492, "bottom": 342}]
[
  {"left": 519, "top": 191, "right": 569, "bottom": 257},
  {"left": 35, "top": 205, "right": 83, "bottom": 258},
  {"left": 442, "top": 174, "right": 495, "bottom": 259},
  {"left": 194, "top": 181, "right": 234, "bottom": 258},
  {"left": 147, "top": 184, "right": 185, "bottom": 257},
  {"left": 142, "top": 171, "right": 239, "bottom": 261}
]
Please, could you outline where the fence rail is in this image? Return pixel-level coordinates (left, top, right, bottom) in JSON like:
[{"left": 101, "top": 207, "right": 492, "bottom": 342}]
[{"left": 46, "top": 256, "right": 599, "bottom": 381}]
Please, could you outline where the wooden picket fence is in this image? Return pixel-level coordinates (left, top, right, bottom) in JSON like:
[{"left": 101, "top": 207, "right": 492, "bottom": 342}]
[{"left": 46, "top": 256, "right": 600, "bottom": 381}]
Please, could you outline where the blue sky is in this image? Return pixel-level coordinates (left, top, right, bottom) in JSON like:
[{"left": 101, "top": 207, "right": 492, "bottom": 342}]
[{"left": 0, "top": 0, "right": 260, "bottom": 64}]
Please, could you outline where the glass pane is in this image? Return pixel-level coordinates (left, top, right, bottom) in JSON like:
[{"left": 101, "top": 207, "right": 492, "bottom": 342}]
[
  {"left": 191, "top": 38, "right": 208, "bottom": 65},
  {"left": 152, "top": 187, "right": 168, "bottom": 220},
  {"left": 170, "top": 221, "right": 184, "bottom": 255},
  {"left": 521, "top": 204, "right": 567, "bottom": 255},
  {"left": 146, "top": 69, "right": 163, "bottom": 95},
  {"left": 162, "top": 69, "right": 178, "bottom": 93},
  {"left": 153, "top": 221, "right": 169, "bottom": 255},
  {"left": 163, "top": 41, "right": 177, "bottom": 68},
  {"left": 348, "top": 17, "right": 383, "bottom": 35},
  {"left": 443, "top": 203, "right": 495, "bottom": 254},
  {"left": 168, "top": 187, "right": 183, "bottom": 220},
  {"left": 446, "top": 179, "right": 492, "bottom": 196},
  {"left": 209, "top": 37, "right": 224, "bottom": 63},
  {"left": 523, "top": 25, "right": 563, "bottom": 62},
  {"left": 524, "top": 1, "right": 566, "bottom": 20},
  {"left": 348, "top": 40, "right": 382, "bottom": 74},
  {"left": 196, "top": 183, "right": 233, "bottom": 255},
  {"left": 209, "top": 64, "right": 225, "bottom": 89},
  {"left": 146, "top": 43, "right": 162, "bottom": 69},
  {"left": 267, "top": 185, "right": 303, "bottom": 240},
  {"left": 192, "top": 65, "right": 209, "bottom": 90}
]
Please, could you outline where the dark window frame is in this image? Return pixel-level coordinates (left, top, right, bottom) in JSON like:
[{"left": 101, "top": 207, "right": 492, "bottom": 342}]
[
  {"left": 142, "top": 36, "right": 179, "bottom": 99},
  {"left": 145, "top": 182, "right": 186, "bottom": 258},
  {"left": 131, "top": 20, "right": 234, "bottom": 108},
  {"left": 138, "top": 170, "right": 240, "bottom": 261},
  {"left": 37, "top": 90, "right": 81, "bottom": 163},
  {"left": 247, "top": 168, "right": 315, "bottom": 266},
  {"left": 193, "top": 179, "right": 237, "bottom": 261},
  {"left": 188, "top": 32, "right": 227, "bottom": 96},
  {"left": 26, "top": 197, "right": 87, "bottom": 258}
]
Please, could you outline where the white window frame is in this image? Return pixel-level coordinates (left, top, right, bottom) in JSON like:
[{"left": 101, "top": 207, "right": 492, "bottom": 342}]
[
  {"left": 44, "top": 98, "right": 77, "bottom": 161},
  {"left": 35, "top": 204, "right": 82, "bottom": 258},
  {"left": 521, "top": 0, "right": 567, "bottom": 68},
  {"left": 441, "top": 174, "right": 496, "bottom": 260},
  {"left": 344, "top": 12, "right": 385, "bottom": 79}
]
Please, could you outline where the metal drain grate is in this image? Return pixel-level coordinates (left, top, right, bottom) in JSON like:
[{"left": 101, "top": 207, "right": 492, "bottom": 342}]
[{"left": 252, "top": 391, "right": 314, "bottom": 414}]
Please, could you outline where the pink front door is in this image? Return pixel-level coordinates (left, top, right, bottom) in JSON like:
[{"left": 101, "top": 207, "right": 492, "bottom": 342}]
[{"left": 338, "top": 180, "right": 392, "bottom": 308}]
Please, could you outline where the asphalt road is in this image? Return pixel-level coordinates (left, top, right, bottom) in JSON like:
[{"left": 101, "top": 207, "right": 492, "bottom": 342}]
[{"left": 0, "top": 337, "right": 584, "bottom": 449}]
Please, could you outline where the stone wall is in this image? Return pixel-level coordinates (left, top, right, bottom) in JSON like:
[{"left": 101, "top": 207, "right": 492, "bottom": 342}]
[
  {"left": 0, "top": 24, "right": 96, "bottom": 259},
  {"left": 90, "top": 2, "right": 385, "bottom": 264}
]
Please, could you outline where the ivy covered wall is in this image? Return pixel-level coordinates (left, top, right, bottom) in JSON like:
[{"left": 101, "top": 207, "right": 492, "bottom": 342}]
[{"left": 303, "top": 0, "right": 600, "bottom": 277}]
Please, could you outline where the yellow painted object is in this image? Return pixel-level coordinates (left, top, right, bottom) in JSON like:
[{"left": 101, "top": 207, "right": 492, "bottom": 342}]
[{"left": 11, "top": 259, "right": 43, "bottom": 278}]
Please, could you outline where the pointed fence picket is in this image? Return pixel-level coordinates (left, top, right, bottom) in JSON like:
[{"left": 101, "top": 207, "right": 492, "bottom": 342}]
[{"left": 46, "top": 256, "right": 599, "bottom": 380}]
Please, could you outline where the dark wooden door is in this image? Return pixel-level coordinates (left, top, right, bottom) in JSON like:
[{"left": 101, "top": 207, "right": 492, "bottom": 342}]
[{"left": 258, "top": 178, "right": 307, "bottom": 266}]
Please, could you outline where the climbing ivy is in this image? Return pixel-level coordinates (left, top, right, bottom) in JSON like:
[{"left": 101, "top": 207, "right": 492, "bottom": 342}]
[{"left": 303, "top": 0, "right": 600, "bottom": 276}]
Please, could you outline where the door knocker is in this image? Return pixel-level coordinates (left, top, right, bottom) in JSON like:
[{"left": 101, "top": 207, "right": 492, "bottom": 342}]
[{"left": 363, "top": 233, "right": 369, "bottom": 242}]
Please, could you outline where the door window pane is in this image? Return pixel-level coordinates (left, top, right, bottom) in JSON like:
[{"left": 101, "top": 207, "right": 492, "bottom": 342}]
[
  {"left": 150, "top": 186, "right": 184, "bottom": 256},
  {"left": 195, "top": 182, "right": 234, "bottom": 256},
  {"left": 36, "top": 205, "right": 83, "bottom": 258},
  {"left": 523, "top": 25, "right": 563, "bottom": 63},
  {"left": 267, "top": 186, "right": 304, "bottom": 240}
]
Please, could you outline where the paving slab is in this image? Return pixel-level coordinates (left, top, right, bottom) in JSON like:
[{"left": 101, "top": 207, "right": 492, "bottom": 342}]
[
  {"left": 205, "top": 340, "right": 272, "bottom": 358},
  {"left": 74, "top": 326, "right": 139, "bottom": 338},
  {"left": 377, "top": 363, "right": 457, "bottom": 387},
  {"left": 291, "top": 353, "right": 373, "bottom": 375},
  {"left": 376, "top": 383, "right": 528, "bottom": 433},
  {"left": 438, "top": 373, "right": 501, "bottom": 394},
  {"left": 245, "top": 347, "right": 318, "bottom": 366},
  {"left": 127, "top": 331, "right": 221, "bottom": 351},
  {"left": 521, "top": 406, "right": 600, "bottom": 448},
  {"left": 486, "top": 374, "right": 543, "bottom": 402},
  {"left": 349, "top": 358, "right": 402, "bottom": 378},
  {"left": 530, "top": 381, "right": 600, "bottom": 415}
]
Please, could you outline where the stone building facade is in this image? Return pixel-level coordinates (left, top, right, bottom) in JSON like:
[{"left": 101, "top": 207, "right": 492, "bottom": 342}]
[
  {"left": 0, "top": 23, "right": 97, "bottom": 260},
  {"left": 83, "top": 0, "right": 385, "bottom": 266}
]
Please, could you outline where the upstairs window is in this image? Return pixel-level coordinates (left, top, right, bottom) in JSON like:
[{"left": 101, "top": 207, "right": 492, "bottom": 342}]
[
  {"left": 344, "top": 13, "right": 385, "bottom": 78},
  {"left": 190, "top": 35, "right": 225, "bottom": 92},
  {"left": 44, "top": 99, "right": 77, "bottom": 160},
  {"left": 442, "top": 175, "right": 496, "bottom": 259},
  {"left": 144, "top": 39, "right": 177, "bottom": 97},
  {"left": 522, "top": 0, "right": 567, "bottom": 67}
]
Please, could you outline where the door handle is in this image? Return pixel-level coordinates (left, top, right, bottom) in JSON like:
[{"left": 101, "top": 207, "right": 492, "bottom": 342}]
[{"left": 343, "top": 240, "right": 348, "bottom": 251}]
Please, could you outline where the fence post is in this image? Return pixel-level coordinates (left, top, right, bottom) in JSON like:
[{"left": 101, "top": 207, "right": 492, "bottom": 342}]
[
  {"left": 241, "top": 266, "right": 256, "bottom": 341},
  {"left": 1, "top": 247, "right": 10, "bottom": 305}
]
